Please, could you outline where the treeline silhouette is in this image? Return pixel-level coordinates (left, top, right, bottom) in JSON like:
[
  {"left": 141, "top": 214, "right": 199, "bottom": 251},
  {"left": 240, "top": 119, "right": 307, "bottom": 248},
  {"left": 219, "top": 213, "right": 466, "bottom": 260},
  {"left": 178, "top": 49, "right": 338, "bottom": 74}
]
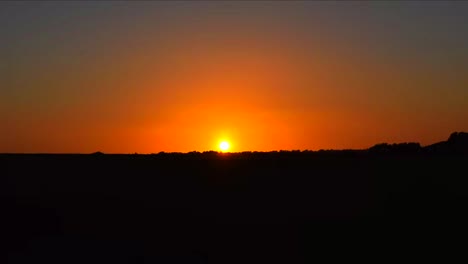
[
  {"left": 2, "top": 132, "right": 468, "bottom": 263},
  {"left": 97, "top": 131, "right": 467, "bottom": 157}
]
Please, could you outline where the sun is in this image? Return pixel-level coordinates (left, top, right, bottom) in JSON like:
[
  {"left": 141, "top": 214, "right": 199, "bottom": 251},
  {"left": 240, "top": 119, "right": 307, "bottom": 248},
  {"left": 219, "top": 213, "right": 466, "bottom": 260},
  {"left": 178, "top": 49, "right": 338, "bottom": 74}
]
[{"left": 219, "top": 141, "right": 230, "bottom": 152}]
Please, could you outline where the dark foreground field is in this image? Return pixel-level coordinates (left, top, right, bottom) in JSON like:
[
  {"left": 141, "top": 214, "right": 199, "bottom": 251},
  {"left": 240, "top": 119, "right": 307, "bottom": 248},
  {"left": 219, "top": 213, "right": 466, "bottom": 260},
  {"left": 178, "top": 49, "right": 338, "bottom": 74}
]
[{"left": 2, "top": 151, "right": 468, "bottom": 263}]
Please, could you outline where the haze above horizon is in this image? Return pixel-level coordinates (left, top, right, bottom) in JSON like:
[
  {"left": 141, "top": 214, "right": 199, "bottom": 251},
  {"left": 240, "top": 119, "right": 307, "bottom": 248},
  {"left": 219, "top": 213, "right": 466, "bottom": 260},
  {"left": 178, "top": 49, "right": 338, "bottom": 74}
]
[{"left": 1, "top": 1, "right": 468, "bottom": 153}]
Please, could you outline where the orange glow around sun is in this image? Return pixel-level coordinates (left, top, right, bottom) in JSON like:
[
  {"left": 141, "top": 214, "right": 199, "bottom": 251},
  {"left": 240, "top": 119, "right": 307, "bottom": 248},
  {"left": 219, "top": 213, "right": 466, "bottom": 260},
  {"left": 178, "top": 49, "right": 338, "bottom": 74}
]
[{"left": 4, "top": 4, "right": 467, "bottom": 155}]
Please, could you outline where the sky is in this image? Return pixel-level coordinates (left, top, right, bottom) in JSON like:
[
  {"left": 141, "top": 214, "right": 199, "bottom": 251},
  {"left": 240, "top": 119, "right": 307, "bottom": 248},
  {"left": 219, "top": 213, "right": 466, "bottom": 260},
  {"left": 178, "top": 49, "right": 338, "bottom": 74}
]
[{"left": 1, "top": 1, "right": 467, "bottom": 153}]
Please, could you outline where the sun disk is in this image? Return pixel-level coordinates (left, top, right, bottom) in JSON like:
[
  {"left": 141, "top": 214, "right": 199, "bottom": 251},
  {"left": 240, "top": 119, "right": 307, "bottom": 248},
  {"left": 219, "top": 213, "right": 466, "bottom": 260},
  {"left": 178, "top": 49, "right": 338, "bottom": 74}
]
[{"left": 219, "top": 141, "right": 230, "bottom": 152}]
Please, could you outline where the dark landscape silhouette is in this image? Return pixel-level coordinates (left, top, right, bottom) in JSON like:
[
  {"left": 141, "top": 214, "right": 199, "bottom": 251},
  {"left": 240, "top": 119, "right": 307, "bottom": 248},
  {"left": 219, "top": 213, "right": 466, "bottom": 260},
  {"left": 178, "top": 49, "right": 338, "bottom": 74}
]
[{"left": 2, "top": 132, "right": 468, "bottom": 263}]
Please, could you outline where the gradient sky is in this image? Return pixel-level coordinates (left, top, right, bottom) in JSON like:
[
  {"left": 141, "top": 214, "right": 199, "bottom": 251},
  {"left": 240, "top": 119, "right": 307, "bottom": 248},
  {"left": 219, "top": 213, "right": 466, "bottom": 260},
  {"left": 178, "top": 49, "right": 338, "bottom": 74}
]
[{"left": 1, "top": 1, "right": 467, "bottom": 153}]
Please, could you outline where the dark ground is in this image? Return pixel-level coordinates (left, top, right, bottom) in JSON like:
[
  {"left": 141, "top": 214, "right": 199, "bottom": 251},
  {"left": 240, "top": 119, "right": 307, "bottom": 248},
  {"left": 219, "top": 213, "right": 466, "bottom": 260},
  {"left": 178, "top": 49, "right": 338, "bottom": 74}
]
[{"left": 2, "top": 151, "right": 468, "bottom": 263}]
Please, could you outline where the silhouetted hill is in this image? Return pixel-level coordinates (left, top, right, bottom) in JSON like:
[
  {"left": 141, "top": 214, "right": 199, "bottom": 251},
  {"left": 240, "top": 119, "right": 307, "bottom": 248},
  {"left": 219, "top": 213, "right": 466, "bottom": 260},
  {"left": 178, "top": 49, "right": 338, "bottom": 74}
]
[
  {"left": 366, "top": 131, "right": 468, "bottom": 155},
  {"left": 368, "top": 142, "right": 422, "bottom": 154},
  {"left": 425, "top": 131, "right": 468, "bottom": 154}
]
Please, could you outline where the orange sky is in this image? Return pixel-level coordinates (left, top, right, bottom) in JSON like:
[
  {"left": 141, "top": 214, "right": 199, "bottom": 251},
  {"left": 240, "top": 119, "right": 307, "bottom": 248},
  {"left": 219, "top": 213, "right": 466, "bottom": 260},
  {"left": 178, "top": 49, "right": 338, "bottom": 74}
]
[{"left": 1, "top": 2, "right": 467, "bottom": 153}]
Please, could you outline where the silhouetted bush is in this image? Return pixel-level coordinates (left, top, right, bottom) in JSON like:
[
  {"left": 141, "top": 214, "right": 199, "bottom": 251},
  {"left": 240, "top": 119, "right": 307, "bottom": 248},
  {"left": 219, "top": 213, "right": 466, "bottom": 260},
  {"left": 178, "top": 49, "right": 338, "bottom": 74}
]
[{"left": 369, "top": 142, "right": 421, "bottom": 154}]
